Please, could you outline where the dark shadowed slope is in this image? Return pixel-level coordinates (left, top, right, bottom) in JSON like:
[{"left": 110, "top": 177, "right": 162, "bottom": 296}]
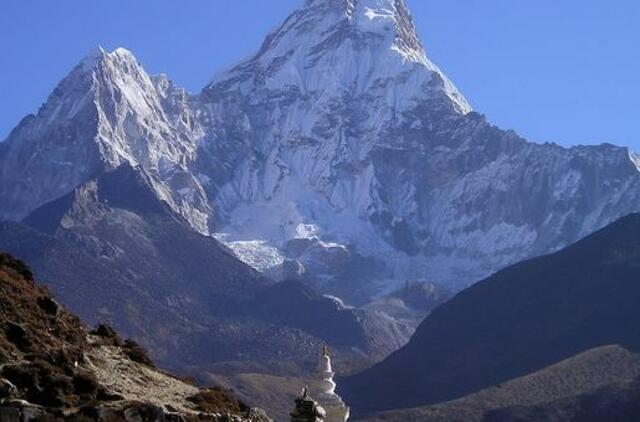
[
  {"left": 361, "top": 345, "right": 640, "bottom": 421},
  {"left": 342, "top": 212, "right": 640, "bottom": 414},
  {"left": 483, "top": 377, "right": 640, "bottom": 422},
  {"left": 0, "top": 252, "right": 270, "bottom": 421},
  {"left": 0, "top": 164, "right": 408, "bottom": 376}
]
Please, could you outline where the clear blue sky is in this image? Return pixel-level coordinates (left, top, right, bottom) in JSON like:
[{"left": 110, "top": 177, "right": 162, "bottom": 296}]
[{"left": 1, "top": 0, "right": 638, "bottom": 149}]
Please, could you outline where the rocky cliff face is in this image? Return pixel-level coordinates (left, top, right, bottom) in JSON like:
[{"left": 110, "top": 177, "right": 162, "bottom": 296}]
[{"left": 2, "top": 0, "right": 640, "bottom": 302}]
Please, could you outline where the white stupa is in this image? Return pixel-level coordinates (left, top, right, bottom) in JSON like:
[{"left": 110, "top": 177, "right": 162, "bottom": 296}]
[{"left": 309, "top": 346, "right": 350, "bottom": 422}]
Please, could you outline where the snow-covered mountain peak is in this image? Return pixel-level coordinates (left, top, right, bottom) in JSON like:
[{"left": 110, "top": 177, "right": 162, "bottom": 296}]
[
  {"left": 75, "top": 46, "right": 140, "bottom": 78},
  {"left": 205, "top": 0, "right": 470, "bottom": 113},
  {"left": 4, "top": 1, "right": 640, "bottom": 306},
  {"left": 345, "top": 0, "right": 425, "bottom": 57}
]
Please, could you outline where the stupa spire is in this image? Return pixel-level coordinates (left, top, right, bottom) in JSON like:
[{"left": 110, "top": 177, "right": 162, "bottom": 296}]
[{"left": 312, "top": 346, "right": 350, "bottom": 422}]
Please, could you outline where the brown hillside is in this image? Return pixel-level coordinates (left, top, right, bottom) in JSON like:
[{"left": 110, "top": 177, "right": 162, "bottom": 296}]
[{"left": 0, "top": 252, "right": 270, "bottom": 421}]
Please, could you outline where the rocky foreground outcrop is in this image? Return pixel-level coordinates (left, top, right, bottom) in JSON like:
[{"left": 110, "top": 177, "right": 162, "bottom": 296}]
[{"left": 0, "top": 252, "right": 271, "bottom": 421}]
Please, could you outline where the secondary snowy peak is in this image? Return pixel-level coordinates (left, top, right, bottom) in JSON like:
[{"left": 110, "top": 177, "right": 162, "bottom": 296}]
[
  {"left": 206, "top": 0, "right": 470, "bottom": 114},
  {"left": 78, "top": 47, "right": 201, "bottom": 169},
  {"left": 75, "top": 47, "right": 212, "bottom": 233},
  {"left": 1, "top": 46, "right": 167, "bottom": 171},
  {"left": 0, "top": 47, "right": 212, "bottom": 232}
]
